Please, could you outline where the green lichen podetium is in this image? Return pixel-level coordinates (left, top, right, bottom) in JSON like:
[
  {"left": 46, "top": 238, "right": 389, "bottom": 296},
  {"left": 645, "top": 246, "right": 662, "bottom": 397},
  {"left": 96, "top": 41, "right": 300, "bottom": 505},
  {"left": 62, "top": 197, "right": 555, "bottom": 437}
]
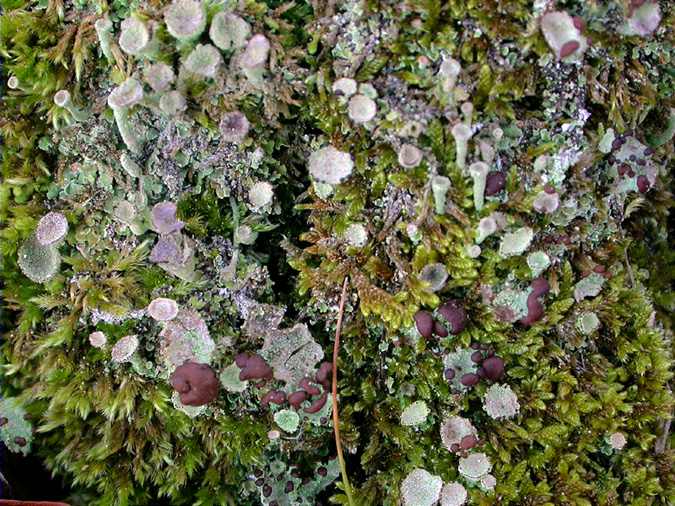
[{"left": 0, "top": 0, "right": 673, "bottom": 506}]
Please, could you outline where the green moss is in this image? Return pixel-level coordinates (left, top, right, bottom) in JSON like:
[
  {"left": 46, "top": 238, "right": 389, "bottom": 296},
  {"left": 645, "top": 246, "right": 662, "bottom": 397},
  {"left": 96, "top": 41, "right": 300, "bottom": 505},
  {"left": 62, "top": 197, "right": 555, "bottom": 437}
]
[{"left": 1, "top": 0, "right": 673, "bottom": 504}]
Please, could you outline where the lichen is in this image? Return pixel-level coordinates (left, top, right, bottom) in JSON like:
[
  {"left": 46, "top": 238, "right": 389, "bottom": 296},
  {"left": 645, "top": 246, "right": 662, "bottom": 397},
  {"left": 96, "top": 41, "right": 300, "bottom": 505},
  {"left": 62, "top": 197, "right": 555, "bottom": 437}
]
[
  {"left": 482, "top": 383, "right": 520, "bottom": 420},
  {"left": 0, "top": 398, "right": 33, "bottom": 455},
  {"left": 0, "top": 0, "right": 672, "bottom": 504},
  {"left": 273, "top": 409, "right": 300, "bottom": 433},
  {"left": 400, "top": 400, "right": 429, "bottom": 427},
  {"left": 458, "top": 452, "right": 492, "bottom": 482},
  {"left": 17, "top": 234, "right": 61, "bottom": 283},
  {"left": 400, "top": 468, "right": 443, "bottom": 506}
]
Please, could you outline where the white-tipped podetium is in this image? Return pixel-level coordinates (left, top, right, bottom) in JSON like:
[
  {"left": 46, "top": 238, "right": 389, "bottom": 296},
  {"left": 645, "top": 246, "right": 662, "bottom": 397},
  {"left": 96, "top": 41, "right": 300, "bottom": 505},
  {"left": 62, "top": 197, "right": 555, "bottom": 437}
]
[
  {"left": 89, "top": 331, "right": 107, "bottom": 348},
  {"left": 118, "top": 16, "right": 152, "bottom": 56},
  {"left": 540, "top": 11, "right": 588, "bottom": 62},
  {"left": 183, "top": 44, "right": 222, "bottom": 79},
  {"left": 53, "top": 90, "right": 89, "bottom": 122},
  {"left": 94, "top": 16, "right": 114, "bottom": 61},
  {"left": 239, "top": 34, "right": 271, "bottom": 85},
  {"left": 144, "top": 63, "right": 175, "bottom": 93},
  {"left": 107, "top": 78, "right": 144, "bottom": 153},
  {"left": 431, "top": 175, "right": 451, "bottom": 214},
  {"left": 209, "top": 12, "right": 250, "bottom": 51},
  {"left": 451, "top": 123, "right": 472, "bottom": 171},
  {"left": 159, "top": 90, "right": 187, "bottom": 116},
  {"left": 398, "top": 143, "right": 423, "bottom": 168},
  {"left": 164, "top": 0, "right": 206, "bottom": 42},
  {"left": 469, "top": 161, "right": 489, "bottom": 212}
]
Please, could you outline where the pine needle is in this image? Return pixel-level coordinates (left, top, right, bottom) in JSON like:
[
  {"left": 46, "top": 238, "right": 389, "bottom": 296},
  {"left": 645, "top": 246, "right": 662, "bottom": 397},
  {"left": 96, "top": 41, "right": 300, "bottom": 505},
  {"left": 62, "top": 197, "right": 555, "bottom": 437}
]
[{"left": 332, "top": 276, "right": 355, "bottom": 506}]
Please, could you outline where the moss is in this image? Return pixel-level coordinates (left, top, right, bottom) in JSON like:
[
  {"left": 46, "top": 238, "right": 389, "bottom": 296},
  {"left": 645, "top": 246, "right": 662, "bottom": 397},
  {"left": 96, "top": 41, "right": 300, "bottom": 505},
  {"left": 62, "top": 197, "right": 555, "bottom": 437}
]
[{"left": 0, "top": 0, "right": 673, "bottom": 504}]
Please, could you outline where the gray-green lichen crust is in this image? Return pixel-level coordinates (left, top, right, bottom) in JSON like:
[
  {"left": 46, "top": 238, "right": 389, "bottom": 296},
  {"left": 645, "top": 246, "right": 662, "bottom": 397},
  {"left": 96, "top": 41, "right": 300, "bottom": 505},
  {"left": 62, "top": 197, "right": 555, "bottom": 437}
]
[{"left": 0, "top": 0, "right": 673, "bottom": 505}]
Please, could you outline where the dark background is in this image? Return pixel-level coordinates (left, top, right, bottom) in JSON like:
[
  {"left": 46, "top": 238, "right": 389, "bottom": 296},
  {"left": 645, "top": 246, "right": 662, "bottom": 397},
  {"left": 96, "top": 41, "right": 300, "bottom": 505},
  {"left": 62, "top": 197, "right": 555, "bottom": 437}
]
[{"left": 0, "top": 447, "right": 71, "bottom": 501}]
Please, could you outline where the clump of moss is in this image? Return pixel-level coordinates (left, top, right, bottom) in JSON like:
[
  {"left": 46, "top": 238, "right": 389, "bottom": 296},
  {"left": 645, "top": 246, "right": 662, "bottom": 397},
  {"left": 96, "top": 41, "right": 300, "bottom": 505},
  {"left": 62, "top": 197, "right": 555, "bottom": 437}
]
[{"left": 0, "top": 0, "right": 673, "bottom": 505}]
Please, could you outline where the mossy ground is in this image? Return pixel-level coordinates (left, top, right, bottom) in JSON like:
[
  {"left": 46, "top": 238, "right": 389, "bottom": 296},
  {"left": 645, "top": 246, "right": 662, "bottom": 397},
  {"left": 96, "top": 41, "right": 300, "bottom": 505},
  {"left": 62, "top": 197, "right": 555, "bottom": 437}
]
[{"left": 0, "top": 0, "right": 673, "bottom": 505}]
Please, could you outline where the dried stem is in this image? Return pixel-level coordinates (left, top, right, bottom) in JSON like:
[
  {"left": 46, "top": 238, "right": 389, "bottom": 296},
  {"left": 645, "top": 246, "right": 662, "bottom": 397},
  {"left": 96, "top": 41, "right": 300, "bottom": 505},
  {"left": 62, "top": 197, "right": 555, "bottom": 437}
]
[
  {"left": 655, "top": 416, "right": 671, "bottom": 454},
  {"left": 332, "top": 276, "right": 355, "bottom": 506},
  {"left": 655, "top": 389, "right": 672, "bottom": 455}
]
